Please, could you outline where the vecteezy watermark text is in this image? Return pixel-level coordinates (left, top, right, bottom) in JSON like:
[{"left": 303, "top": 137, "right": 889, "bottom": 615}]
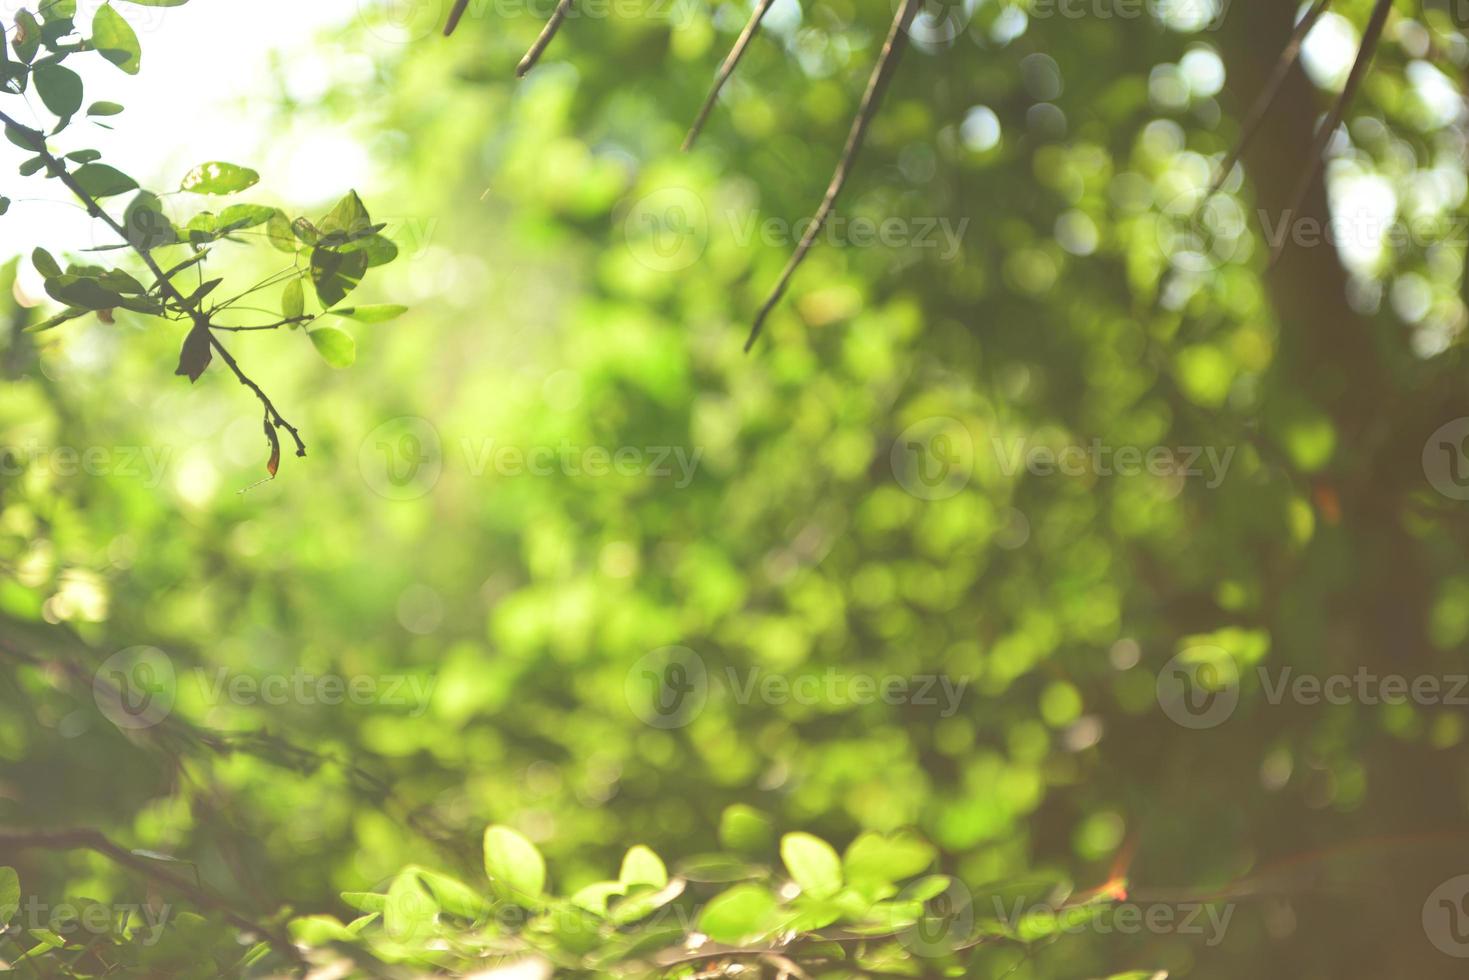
[
  {"left": 461, "top": 439, "right": 702, "bottom": 488},
  {"left": 991, "top": 436, "right": 1235, "bottom": 488},
  {"left": 992, "top": 895, "right": 1234, "bottom": 947},
  {"left": 1158, "top": 649, "right": 1469, "bottom": 729},
  {"left": 93, "top": 647, "right": 437, "bottom": 731},
  {"left": 623, "top": 646, "right": 968, "bottom": 728},
  {"left": 1, "top": 897, "right": 173, "bottom": 947},
  {"left": 623, "top": 187, "right": 969, "bottom": 273},
  {"left": 1, "top": 443, "right": 171, "bottom": 487}
]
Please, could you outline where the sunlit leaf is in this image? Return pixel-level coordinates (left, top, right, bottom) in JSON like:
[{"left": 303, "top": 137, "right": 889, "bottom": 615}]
[
  {"left": 781, "top": 832, "right": 842, "bottom": 900},
  {"left": 179, "top": 160, "right": 258, "bottom": 194},
  {"left": 307, "top": 325, "right": 355, "bottom": 368},
  {"left": 91, "top": 5, "right": 141, "bottom": 74},
  {"left": 483, "top": 825, "right": 546, "bottom": 906},
  {"left": 328, "top": 304, "right": 405, "bottom": 323}
]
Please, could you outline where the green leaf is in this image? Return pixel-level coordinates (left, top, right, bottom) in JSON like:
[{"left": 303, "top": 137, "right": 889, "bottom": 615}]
[
  {"left": 25, "top": 306, "right": 87, "bottom": 333},
  {"left": 44, "top": 274, "right": 122, "bottom": 310},
  {"left": 31, "top": 247, "right": 61, "bottom": 278},
  {"left": 340, "top": 891, "right": 387, "bottom": 914},
  {"left": 309, "top": 247, "right": 367, "bottom": 308},
  {"left": 179, "top": 161, "right": 258, "bottom": 195},
  {"left": 71, "top": 162, "right": 136, "bottom": 198},
  {"left": 569, "top": 880, "right": 623, "bottom": 915},
  {"left": 282, "top": 279, "right": 304, "bottom": 321},
  {"left": 4, "top": 123, "right": 42, "bottom": 152},
  {"left": 719, "top": 804, "right": 774, "bottom": 853},
  {"left": 329, "top": 304, "right": 405, "bottom": 323},
  {"left": 0, "top": 866, "right": 19, "bottom": 923},
  {"left": 340, "top": 232, "right": 397, "bottom": 267},
  {"left": 383, "top": 871, "right": 437, "bottom": 944},
  {"left": 91, "top": 5, "right": 141, "bottom": 74},
  {"left": 781, "top": 832, "right": 842, "bottom": 899},
  {"left": 307, "top": 325, "right": 355, "bottom": 368},
  {"left": 87, "top": 100, "right": 123, "bottom": 116},
  {"left": 609, "top": 877, "right": 684, "bottom": 925},
  {"left": 13, "top": 11, "right": 41, "bottom": 63},
  {"left": 174, "top": 321, "right": 212, "bottom": 381},
  {"left": 697, "top": 883, "right": 781, "bottom": 945},
  {"left": 843, "top": 832, "right": 936, "bottom": 889},
  {"left": 0, "top": 196, "right": 9, "bottom": 215},
  {"left": 34, "top": 64, "right": 82, "bottom": 118},
  {"left": 318, "top": 189, "right": 371, "bottom": 239},
  {"left": 266, "top": 210, "right": 296, "bottom": 252},
  {"left": 122, "top": 191, "right": 177, "bottom": 250},
  {"left": 215, "top": 203, "right": 277, "bottom": 235},
  {"left": 415, "top": 869, "right": 492, "bottom": 920},
  {"left": 482, "top": 825, "right": 545, "bottom": 906},
  {"left": 291, "top": 216, "right": 319, "bottom": 245},
  {"left": 42, "top": 0, "right": 77, "bottom": 21},
  {"left": 619, "top": 846, "right": 668, "bottom": 890},
  {"left": 289, "top": 915, "right": 354, "bottom": 944}
]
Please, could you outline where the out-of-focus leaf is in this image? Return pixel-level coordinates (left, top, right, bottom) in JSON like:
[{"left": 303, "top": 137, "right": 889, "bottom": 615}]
[
  {"left": 697, "top": 883, "right": 781, "bottom": 945},
  {"left": 307, "top": 324, "right": 355, "bottom": 368},
  {"left": 483, "top": 825, "right": 546, "bottom": 907},
  {"left": 781, "top": 832, "right": 842, "bottom": 899},
  {"left": 282, "top": 279, "right": 304, "bottom": 321},
  {"left": 328, "top": 304, "right": 405, "bottom": 323}
]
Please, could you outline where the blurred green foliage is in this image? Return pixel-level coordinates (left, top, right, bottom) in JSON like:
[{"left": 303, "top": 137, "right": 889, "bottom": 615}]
[{"left": 4, "top": 0, "right": 1469, "bottom": 977}]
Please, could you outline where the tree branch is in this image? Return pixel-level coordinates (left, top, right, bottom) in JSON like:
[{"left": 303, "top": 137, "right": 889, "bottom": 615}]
[
  {"left": 0, "top": 827, "right": 304, "bottom": 969},
  {"left": 0, "top": 108, "right": 308, "bottom": 462},
  {"left": 1268, "top": 0, "right": 1390, "bottom": 267},
  {"left": 1206, "top": 0, "right": 1332, "bottom": 201},
  {"left": 516, "top": 0, "right": 574, "bottom": 77},
  {"left": 682, "top": 0, "right": 779, "bottom": 152},
  {"left": 744, "top": 0, "right": 919, "bottom": 352}
]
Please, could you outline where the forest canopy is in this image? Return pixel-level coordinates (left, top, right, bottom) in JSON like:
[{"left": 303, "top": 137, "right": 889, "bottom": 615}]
[{"left": 2, "top": 0, "right": 1469, "bottom": 977}]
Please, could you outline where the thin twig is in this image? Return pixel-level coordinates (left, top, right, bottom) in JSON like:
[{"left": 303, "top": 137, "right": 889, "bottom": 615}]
[
  {"left": 1268, "top": 0, "right": 1390, "bottom": 268},
  {"left": 0, "top": 632, "right": 474, "bottom": 870},
  {"left": 1205, "top": 0, "right": 1332, "bottom": 201},
  {"left": 682, "top": 0, "right": 779, "bottom": 152},
  {"left": 516, "top": 0, "right": 574, "bottom": 77},
  {"left": 210, "top": 316, "right": 311, "bottom": 332},
  {"left": 0, "top": 827, "right": 305, "bottom": 968},
  {"left": 444, "top": 0, "right": 471, "bottom": 36},
  {"left": 744, "top": 0, "right": 920, "bottom": 352}
]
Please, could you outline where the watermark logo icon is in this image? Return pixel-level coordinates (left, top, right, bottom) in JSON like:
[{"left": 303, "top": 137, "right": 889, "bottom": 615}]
[
  {"left": 624, "top": 646, "right": 708, "bottom": 729},
  {"left": 359, "top": 416, "right": 443, "bottom": 500},
  {"left": 359, "top": 0, "right": 446, "bottom": 43},
  {"left": 1424, "top": 875, "right": 1469, "bottom": 957},
  {"left": 623, "top": 187, "right": 708, "bottom": 273},
  {"left": 94, "top": 646, "right": 175, "bottom": 730},
  {"left": 1154, "top": 186, "right": 1249, "bottom": 274},
  {"left": 1423, "top": 418, "right": 1469, "bottom": 501},
  {"left": 891, "top": 417, "right": 974, "bottom": 500},
  {"left": 1156, "top": 645, "right": 1239, "bottom": 729},
  {"left": 897, "top": 878, "right": 974, "bottom": 957}
]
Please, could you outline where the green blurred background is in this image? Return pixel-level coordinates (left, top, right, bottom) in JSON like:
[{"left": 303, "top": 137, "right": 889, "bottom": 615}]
[{"left": 4, "top": 0, "right": 1469, "bottom": 976}]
